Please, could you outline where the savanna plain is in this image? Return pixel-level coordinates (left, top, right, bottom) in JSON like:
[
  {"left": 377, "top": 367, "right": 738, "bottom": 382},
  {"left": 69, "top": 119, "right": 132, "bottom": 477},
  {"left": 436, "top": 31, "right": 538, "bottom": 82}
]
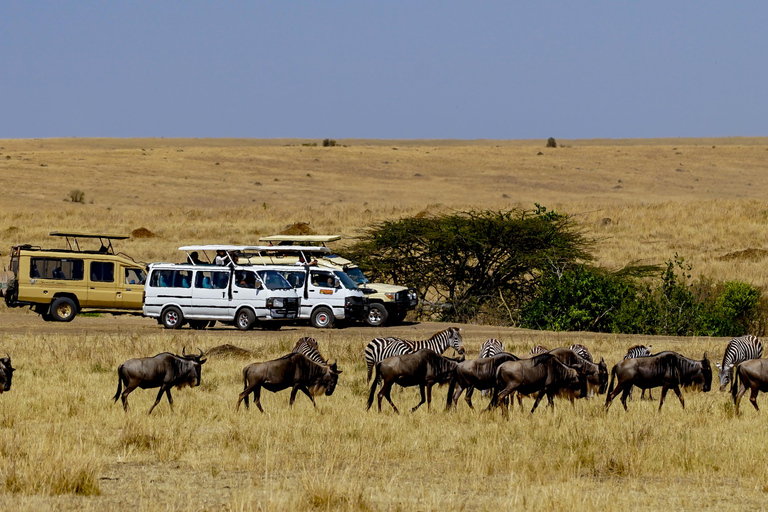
[{"left": 1, "top": 137, "right": 768, "bottom": 511}]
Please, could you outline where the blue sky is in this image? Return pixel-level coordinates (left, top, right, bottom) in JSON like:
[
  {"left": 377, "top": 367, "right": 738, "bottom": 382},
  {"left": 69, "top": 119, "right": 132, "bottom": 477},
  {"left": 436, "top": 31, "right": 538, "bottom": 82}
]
[{"left": 1, "top": 1, "right": 765, "bottom": 139}]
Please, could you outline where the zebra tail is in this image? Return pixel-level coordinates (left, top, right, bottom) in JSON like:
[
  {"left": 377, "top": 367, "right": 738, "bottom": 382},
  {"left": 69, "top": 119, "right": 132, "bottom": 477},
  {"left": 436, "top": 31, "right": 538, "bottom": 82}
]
[
  {"left": 366, "top": 356, "right": 374, "bottom": 382},
  {"left": 731, "top": 364, "right": 740, "bottom": 401},
  {"left": 367, "top": 363, "right": 381, "bottom": 410},
  {"left": 112, "top": 366, "right": 123, "bottom": 403}
]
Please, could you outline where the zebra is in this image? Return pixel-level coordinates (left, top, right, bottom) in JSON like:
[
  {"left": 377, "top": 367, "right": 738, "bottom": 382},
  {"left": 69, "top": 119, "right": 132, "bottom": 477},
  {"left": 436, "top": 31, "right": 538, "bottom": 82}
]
[
  {"left": 569, "top": 344, "right": 593, "bottom": 363},
  {"left": 364, "top": 327, "right": 465, "bottom": 381},
  {"left": 479, "top": 339, "right": 504, "bottom": 396},
  {"left": 479, "top": 339, "right": 504, "bottom": 358},
  {"left": 623, "top": 344, "right": 653, "bottom": 399},
  {"left": 292, "top": 337, "right": 327, "bottom": 365},
  {"left": 716, "top": 335, "right": 762, "bottom": 390},
  {"left": 530, "top": 345, "right": 549, "bottom": 355}
]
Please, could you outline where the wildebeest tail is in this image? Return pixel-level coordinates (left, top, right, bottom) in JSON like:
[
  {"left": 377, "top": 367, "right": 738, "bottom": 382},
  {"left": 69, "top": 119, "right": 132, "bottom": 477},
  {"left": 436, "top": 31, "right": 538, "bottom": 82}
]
[
  {"left": 445, "top": 377, "right": 457, "bottom": 409},
  {"left": 606, "top": 365, "right": 617, "bottom": 401},
  {"left": 113, "top": 365, "right": 124, "bottom": 403},
  {"left": 366, "top": 363, "right": 381, "bottom": 410},
  {"left": 730, "top": 364, "right": 741, "bottom": 401}
]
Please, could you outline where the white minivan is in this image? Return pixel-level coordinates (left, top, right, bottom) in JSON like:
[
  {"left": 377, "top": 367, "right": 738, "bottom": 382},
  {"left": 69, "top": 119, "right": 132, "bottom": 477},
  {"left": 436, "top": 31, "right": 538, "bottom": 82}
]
[{"left": 143, "top": 253, "right": 299, "bottom": 330}]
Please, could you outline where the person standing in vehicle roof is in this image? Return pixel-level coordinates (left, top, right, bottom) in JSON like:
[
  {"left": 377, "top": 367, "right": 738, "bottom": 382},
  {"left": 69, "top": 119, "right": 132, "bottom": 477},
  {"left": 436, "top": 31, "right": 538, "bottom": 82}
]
[{"left": 215, "top": 250, "right": 233, "bottom": 266}]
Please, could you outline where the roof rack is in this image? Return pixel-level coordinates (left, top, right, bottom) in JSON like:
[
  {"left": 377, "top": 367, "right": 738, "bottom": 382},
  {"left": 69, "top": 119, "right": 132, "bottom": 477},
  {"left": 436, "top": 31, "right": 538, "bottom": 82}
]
[
  {"left": 259, "top": 235, "right": 341, "bottom": 246},
  {"left": 49, "top": 231, "right": 129, "bottom": 254}
]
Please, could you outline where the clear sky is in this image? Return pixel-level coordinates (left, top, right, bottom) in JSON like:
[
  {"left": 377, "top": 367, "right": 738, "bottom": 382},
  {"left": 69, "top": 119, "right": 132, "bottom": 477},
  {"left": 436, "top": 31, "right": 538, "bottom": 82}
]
[{"left": 1, "top": 1, "right": 765, "bottom": 139}]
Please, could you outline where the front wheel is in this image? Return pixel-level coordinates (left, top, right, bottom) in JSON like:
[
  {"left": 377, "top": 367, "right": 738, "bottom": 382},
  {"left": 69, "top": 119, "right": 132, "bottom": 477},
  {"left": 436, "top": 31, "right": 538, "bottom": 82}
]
[
  {"left": 162, "top": 306, "right": 184, "bottom": 329},
  {"left": 311, "top": 307, "right": 335, "bottom": 329},
  {"left": 50, "top": 297, "right": 78, "bottom": 322},
  {"left": 365, "top": 303, "right": 389, "bottom": 327},
  {"left": 236, "top": 308, "right": 256, "bottom": 331}
]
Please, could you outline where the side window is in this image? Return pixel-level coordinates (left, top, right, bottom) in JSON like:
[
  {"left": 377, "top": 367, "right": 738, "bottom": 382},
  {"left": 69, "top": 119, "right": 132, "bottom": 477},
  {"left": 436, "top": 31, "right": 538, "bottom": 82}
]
[
  {"left": 310, "top": 271, "right": 334, "bottom": 288},
  {"left": 90, "top": 262, "right": 115, "bottom": 282},
  {"left": 281, "top": 271, "right": 305, "bottom": 288},
  {"left": 149, "top": 270, "right": 192, "bottom": 288},
  {"left": 234, "top": 271, "right": 257, "bottom": 289},
  {"left": 125, "top": 268, "right": 147, "bottom": 285},
  {"left": 196, "top": 271, "right": 229, "bottom": 289},
  {"left": 31, "top": 258, "right": 84, "bottom": 281}
]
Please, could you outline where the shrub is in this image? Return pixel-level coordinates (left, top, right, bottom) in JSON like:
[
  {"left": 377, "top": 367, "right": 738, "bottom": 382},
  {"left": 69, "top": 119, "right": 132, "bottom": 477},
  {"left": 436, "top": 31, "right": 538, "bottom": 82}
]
[
  {"left": 68, "top": 189, "right": 85, "bottom": 203},
  {"left": 546, "top": 137, "right": 557, "bottom": 148},
  {"left": 323, "top": 139, "right": 337, "bottom": 147}
]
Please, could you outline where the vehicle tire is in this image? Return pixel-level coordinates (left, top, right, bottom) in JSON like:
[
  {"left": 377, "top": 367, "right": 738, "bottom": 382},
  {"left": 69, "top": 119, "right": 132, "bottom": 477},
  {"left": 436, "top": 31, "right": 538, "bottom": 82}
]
[
  {"left": 41, "top": 311, "right": 54, "bottom": 322},
  {"left": 311, "top": 306, "right": 335, "bottom": 329},
  {"left": 392, "top": 309, "right": 408, "bottom": 324},
  {"left": 161, "top": 306, "right": 184, "bottom": 329},
  {"left": 235, "top": 308, "right": 256, "bottom": 331},
  {"left": 365, "top": 303, "right": 389, "bottom": 327},
  {"left": 50, "top": 297, "right": 77, "bottom": 322}
]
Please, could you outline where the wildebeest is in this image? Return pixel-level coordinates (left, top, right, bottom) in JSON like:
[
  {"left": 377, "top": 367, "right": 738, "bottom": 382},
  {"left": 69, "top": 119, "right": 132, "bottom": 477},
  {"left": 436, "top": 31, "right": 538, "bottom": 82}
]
[
  {"left": 236, "top": 353, "right": 342, "bottom": 412},
  {"left": 368, "top": 349, "right": 463, "bottom": 413},
  {"left": 113, "top": 348, "right": 207, "bottom": 414},
  {"left": 0, "top": 354, "right": 15, "bottom": 393},
  {"left": 731, "top": 358, "right": 768, "bottom": 415},
  {"left": 491, "top": 353, "right": 588, "bottom": 416},
  {"left": 549, "top": 348, "right": 608, "bottom": 397},
  {"left": 445, "top": 352, "right": 520, "bottom": 410},
  {"left": 604, "top": 353, "right": 683, "bottom": 412},
  {"left": 652, "top": 351, "right": 712, "bottom": 392}
]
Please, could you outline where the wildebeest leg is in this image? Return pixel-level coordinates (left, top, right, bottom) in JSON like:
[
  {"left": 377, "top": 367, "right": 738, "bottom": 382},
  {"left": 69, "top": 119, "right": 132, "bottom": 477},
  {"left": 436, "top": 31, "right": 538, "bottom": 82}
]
[
  {"left": 530, "top": 390, "right": 547, "bottom": 414},
  {"left": 496, "top": 384, "right": 517, "bottom": 419},
  {"left": 299, "top": 387, "right": 318, "bottom": 408},
  {"left": 120, "top": 385, "right": 138, "bottom": 412},
  {"left": 465, "top": 386, "right": 475, "bottom": 410},
  {"left": 605, "top": 384, "right": 624, "bottom": 411},
  {"left": 148, "top": 386, "right": 167, "bottom": 415},
  {"left": 289, "top": 386, "right": 299, "bottom": 407},
  {"left": 749, "top": 388, "right": 760, "bottom": 411},
  {"left": 672, "top": 385, "right": 684, "bottom": 409},
  {"left": 411, "top": 384, "right": 427, "bottom": 412},
  {"left": 253, "top": 386, "right": 265, "bottom": 413},
  {"left": 733, "top": 383, "right": 747, "bottom": 416},
  {"left": 658, "top": 385, "right": 669, "bottom": 411},
  {"left": 379, "top": 381, "right": 398, "bottom": 413},
  {"left": 236, "top": 384, "right": 257, "bottom": 411},
  {"left": 165, "top": 389, "right": 174, "bottom": 411},
  {"left": 620, "top": 387, "right": 631, "bottom": 412}
]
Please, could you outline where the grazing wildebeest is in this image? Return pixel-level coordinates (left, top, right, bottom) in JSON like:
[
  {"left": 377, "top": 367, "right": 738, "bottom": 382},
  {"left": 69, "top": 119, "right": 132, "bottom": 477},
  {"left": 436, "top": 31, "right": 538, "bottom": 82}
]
[
  {"left": 292, "top": 337, "right": 326, "bottom": 364},
  {"left": 491, "top": 353, "right": 588, "bottom": 416},
  {"left": 446, "top": 352, "right": 520, "bottom": 410},
  {"left": 368, "top": 349, "right": 463, "bottom": 413},
  {"left": 652, "top": 351, "right": 712, "bottom": 392},
  {"left": 731, "top": 358, "right": 768, "bottom": 415},
  {"left": 236, "top": 353, "right": 342, "bottom": 412},
  {"left": 604, "top": 353, "right": 683, "bottom": 412},
  {"left": 0, "top": 354, "right": 15, "bottom": 393},
  {"left": 549, "top": 348, "right": 608, "bottom": 397},
  {"left": 113, "top": 348, "right": 207, "bottom": 414},
  {"left": 716, "top": 335, "right": 762, "bottom": 391},
  {"left": 364, "top": 327, "right": 465, "bottom": 381}
]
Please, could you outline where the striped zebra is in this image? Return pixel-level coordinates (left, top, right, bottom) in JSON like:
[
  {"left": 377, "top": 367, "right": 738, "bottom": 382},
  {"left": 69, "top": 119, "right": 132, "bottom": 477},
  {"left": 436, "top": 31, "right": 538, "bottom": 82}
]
[
  {"left": 716, "top": 335, "right": 762, "bottom": 390},
  {"left": 623, "top": 344, "right": 653, "bottom": 399},
  {"left": 292, "top": 337, "right": 327, "bottom": 365},
  {"left": 530, "top": 345, "right": 549, "bottom": 355},
  {"left": 479, "top": 339, "right": 504, "bottom": 358},
  {"left": 569, "top": 344, "right": 593, "bottom": 363},
  {"left": 364, "top": 327, "right": 464, "bottom": 381}
]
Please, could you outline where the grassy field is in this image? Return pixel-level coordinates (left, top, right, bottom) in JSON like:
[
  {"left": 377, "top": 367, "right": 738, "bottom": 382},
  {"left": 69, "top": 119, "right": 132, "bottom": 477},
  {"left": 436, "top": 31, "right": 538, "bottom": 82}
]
[{"left": 2, "top": 137, "right": 768, "bottom": 510}]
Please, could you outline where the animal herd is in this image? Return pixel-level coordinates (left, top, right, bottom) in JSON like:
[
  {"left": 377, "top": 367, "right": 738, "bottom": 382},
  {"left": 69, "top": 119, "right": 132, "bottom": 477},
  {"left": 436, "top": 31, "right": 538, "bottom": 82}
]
[{"left": 0, "top": 330, "right": 764, "bottom": 416}]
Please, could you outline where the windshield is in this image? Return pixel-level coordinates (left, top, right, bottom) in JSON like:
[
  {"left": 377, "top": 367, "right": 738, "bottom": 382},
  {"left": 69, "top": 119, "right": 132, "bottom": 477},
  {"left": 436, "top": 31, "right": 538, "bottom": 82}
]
[
  {"left": 256, "top": 270, "right": 294, "bottom": 290},
  {"left": 344, "top": 267, "right": 369, "bottom": 285},
  {"left": 334, "top": 271, "right": 359, "bottom": 290}
]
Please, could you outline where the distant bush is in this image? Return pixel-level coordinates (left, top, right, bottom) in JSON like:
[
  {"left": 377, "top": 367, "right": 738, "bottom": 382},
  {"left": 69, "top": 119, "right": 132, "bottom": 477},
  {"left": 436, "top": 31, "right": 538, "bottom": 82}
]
[
  {"left": 68, "top": 190, "right": 85, "bottom": 203},
  {"left": 546, "top": 137, "right": 557, "bottom": 148},
  {"left": 323, "top": 139, "right": 337, "bottom": 147}
]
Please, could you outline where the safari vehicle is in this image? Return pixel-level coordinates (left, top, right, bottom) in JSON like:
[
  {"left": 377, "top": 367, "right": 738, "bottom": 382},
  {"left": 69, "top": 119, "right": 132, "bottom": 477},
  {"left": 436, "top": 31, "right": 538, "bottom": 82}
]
[
  {"left": 259, "top": 234, "right": 418, "bottom": 327},
  {"left": 4, "top": 232, "right": 147, "bottom": 322},
  {"left": 143, "top": 247, "right": 300, "bottom": 330},
  {"left": 189, "top": 245, "right": 368, "bottom": 328}
]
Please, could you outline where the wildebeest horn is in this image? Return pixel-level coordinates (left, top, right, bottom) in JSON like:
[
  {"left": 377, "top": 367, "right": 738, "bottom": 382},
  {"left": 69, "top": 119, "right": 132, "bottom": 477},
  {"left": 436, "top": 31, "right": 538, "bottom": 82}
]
[
  {"left": 182, "top": 346, "right": 187, "bottom": 356},
  {"left": 198, "top": 348, "right": 204, "bottom": 358}
]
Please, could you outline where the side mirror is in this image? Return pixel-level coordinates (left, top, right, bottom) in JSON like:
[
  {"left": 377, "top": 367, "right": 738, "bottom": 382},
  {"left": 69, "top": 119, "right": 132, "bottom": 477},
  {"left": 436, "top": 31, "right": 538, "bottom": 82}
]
[
  {"left": 334, "top": 278, "right": 341, "bottom": 288},
  {"left": 255, "top": 281, "right": 263, "bottom": 289}
]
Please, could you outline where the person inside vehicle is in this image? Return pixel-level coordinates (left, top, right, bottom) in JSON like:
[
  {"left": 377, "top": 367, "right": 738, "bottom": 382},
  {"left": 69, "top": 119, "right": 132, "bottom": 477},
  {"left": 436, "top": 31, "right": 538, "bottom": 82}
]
[
  {"left": 215, "top": 250, "right": 232, "bottom": 266},
  {"left": 295, "top": 253, "right": 318, "bottom": 266},
  {"left": 237, "top": 272, "right": 256, "bottom": 288},
  {"left": 187, "top": 251, "right": 202, "bottom": 265}
]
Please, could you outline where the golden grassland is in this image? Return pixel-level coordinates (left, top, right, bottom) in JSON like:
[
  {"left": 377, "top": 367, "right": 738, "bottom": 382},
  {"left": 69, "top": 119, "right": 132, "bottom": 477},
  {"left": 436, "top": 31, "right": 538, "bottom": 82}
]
[
  {"left": 2, "top": 137, "right": 768, "bottom": 510},
  {"left": 0, "top": 311, "right": 766, "bottom": 511}
]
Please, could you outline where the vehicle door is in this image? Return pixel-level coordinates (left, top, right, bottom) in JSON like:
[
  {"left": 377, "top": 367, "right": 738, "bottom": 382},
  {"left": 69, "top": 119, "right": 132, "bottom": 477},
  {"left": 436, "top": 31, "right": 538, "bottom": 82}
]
[
  {"left": 87, "top": 260, "right": 120, "bottom": 307},
  {"left": 231, "top": 269, "right": 267, "bottom": 317},
  {"left": 307, "top": 269, "right": 341, "bottom": 312},
  {"left": 191, "top": 269, "right": 232, "bottom": 318},
  {"left": 121, "top": 266, "right": 146, "bottom": 309}
]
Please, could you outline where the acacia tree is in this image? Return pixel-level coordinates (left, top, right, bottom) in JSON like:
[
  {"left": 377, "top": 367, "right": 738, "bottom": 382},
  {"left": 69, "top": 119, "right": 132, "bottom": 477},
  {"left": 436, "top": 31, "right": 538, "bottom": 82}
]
[{"left": 342, "top": 206, "right": 593, "bottom": 323}]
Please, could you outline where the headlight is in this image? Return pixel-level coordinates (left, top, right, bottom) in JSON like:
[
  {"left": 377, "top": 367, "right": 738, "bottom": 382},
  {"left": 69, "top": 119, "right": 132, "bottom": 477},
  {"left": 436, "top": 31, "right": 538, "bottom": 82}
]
[
  {"left": 385, "top": 293, "right": 395, "bottom": 300},
  {"left": 267, "top": 298, "right": 285, "bottom": 308}
]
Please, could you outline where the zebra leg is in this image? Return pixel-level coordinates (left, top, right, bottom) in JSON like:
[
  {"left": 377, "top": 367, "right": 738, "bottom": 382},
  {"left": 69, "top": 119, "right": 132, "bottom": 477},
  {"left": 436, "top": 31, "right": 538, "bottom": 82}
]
[
  {"left": 749, "top": 388, "right": 760, "bottom": 411},
  {"left": 411, "top": 384, "right": 427, "bottom": 412}
]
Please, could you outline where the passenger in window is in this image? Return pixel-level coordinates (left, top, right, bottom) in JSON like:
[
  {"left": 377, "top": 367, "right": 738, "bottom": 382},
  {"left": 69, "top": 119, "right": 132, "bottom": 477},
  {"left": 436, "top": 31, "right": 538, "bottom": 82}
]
[
  {"left": 215, "top": 250, "right": 232, "bottom": 266},
  {"left": 52, "top": 267, "right": 64, "bottom": 279}
]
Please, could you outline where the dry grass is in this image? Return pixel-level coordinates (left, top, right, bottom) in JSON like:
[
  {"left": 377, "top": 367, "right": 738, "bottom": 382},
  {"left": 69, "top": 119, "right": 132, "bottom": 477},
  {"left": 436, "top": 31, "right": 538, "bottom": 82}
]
[{"left": 2, "top": 137, "right": 768, "bottom": 509}]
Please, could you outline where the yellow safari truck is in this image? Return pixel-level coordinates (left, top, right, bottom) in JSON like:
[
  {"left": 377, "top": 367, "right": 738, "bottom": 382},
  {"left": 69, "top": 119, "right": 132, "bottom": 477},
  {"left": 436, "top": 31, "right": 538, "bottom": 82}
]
[{"left": 4, "top": 232, "right": 147, "bottom": 322}]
